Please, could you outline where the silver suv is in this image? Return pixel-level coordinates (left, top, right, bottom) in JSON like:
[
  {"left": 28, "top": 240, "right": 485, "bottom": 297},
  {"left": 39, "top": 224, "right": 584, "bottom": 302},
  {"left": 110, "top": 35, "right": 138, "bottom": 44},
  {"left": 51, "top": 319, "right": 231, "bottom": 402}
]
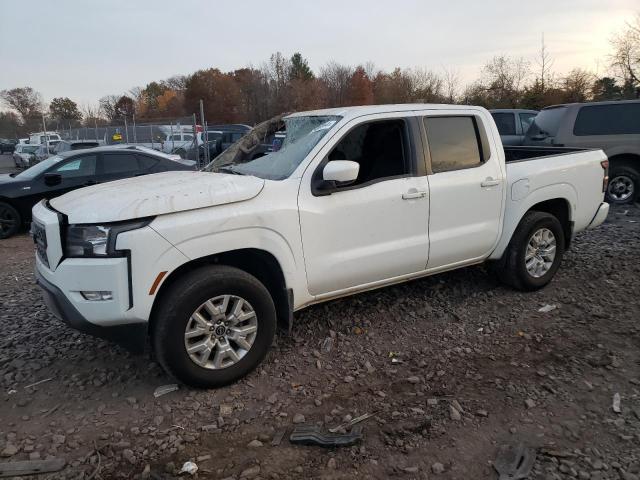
[{"left": 524, "top": 100, "right": 640, "bottom": 204}]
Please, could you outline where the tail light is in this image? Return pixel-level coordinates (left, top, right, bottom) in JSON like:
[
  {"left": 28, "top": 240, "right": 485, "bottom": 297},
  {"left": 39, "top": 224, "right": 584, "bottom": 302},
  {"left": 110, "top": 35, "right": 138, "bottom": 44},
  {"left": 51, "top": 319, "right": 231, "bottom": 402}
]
[{"left": 601, "top": 160, "right": 609, "bottom": 192}]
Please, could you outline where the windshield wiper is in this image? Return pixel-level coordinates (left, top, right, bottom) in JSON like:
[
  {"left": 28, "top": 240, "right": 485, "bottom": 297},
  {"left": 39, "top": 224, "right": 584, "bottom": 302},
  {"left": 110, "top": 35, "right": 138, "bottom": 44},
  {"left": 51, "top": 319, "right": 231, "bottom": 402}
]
[{"left": 217, "top": 166, "right": 244, "bottom": 175}]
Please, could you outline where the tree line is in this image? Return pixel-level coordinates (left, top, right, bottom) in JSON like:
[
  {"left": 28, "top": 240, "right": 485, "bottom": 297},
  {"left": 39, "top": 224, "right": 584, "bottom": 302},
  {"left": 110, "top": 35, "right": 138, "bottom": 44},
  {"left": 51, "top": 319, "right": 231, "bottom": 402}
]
[{"left": 1, "top": 15, "right": 639, "bottom": 138}]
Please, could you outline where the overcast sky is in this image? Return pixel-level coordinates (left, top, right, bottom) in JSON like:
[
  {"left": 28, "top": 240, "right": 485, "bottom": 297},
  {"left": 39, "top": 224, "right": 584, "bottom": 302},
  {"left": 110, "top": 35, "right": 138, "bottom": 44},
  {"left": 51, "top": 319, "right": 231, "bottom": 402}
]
[{"left": 0, "top": 0, "right": 636, "bottom": 107}]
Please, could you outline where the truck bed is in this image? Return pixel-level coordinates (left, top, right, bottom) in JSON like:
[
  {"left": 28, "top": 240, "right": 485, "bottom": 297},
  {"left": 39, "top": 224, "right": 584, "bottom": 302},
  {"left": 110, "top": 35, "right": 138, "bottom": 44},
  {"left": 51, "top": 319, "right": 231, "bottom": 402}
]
[{"left": 504, "top": 146, "right": 585, "bottom": 162}]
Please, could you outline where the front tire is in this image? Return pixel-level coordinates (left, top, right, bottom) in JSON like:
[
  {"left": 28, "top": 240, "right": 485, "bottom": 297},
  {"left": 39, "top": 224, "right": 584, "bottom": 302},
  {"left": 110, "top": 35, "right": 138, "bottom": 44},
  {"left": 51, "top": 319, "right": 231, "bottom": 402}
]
[
  {"left": 152, "top": 265, "right": 276, "bottom": 388},
  {"left": 497, "top": 211, "right": 565, "bottom": 291},
  {"left": 0, "top": 202, "right": 21, "bottom": 239},
  {"left": 606, "top": 163, "right": 638, "bottom": 204}
]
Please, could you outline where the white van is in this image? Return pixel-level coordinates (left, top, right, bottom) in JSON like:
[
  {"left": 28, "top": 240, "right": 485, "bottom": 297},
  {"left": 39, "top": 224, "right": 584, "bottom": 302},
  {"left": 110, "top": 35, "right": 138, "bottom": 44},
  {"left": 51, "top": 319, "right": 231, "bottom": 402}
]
[{"left": 29, "top": 131, "right": 61, "bottom": 145}]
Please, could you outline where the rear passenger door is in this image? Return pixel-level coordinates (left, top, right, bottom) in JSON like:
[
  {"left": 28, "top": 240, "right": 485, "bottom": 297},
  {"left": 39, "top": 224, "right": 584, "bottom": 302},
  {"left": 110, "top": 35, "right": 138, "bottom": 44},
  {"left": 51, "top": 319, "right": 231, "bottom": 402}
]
[
  {"left": 98, "top": 152, "right": 142, "bottom": 182},
  {"left": 424, "top": 113, "right": 504, "bottom": 270}
]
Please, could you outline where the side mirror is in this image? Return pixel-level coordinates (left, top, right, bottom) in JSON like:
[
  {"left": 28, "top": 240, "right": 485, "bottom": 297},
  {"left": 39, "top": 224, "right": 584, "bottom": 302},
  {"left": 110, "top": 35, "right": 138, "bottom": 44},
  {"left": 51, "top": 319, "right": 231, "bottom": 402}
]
[
  {"left": 322, "top": 160, "right": 359, "bottom": 184},
  {"left": 44, "top": 173, "right": 62, "bottom": 187}
]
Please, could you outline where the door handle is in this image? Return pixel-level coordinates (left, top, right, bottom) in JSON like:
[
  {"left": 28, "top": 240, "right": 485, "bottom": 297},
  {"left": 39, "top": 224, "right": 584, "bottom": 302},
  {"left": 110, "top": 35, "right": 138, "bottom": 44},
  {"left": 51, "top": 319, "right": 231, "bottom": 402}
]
[
  {"left": 481, "top": 177, "right": 500, "bottom": 187},
  {"left": 402, "top": 189, "right": 427, "bottom": 200}
]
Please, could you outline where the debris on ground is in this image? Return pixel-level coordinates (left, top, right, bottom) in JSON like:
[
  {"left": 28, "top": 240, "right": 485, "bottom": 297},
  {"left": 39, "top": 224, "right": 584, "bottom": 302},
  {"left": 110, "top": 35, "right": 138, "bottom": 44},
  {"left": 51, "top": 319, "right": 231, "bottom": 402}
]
[
  {"left": 290, "top": 425, "right": 363, "bottom": 447},
  {"left": 153, "top": 384, "right": 179, "bottom": 398},
  {"left": 328, "top": 412, "right": 375, "bottom": 433},
  {"left": 0, "top": 458, "right": 66, "bottom": 477},
  {"left": 23, "top": 377, "right": 53, "bottom": 389},
  {"left": 613, "top": 392, "right": 621, "bottom": 413},
  {"left": 494, "top": 442, "right": 536, "bottom": 480},
  {"left": 179, "top": 461, "right": 198, "bottom": 475},
  {"left": 537, "top": 304, "right": 557, "bottom": 313}
]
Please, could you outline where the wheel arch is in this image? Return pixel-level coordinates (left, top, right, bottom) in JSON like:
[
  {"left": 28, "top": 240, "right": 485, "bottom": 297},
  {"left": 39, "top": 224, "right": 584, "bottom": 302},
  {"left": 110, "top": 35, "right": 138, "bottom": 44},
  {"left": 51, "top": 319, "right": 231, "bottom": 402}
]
[
  {"left": 491, "top": 185, "right": 576, "bottom": 260},
  {"left": 149, "top": 248, "right": 292, "bottom": 335}
]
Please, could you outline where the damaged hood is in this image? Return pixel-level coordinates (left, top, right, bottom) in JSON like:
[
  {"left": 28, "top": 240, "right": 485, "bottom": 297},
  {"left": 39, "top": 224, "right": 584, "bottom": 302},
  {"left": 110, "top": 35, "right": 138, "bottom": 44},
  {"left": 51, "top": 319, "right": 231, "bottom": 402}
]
[{"left": 50, "top": 171, "right": 265, "bottom": 224}]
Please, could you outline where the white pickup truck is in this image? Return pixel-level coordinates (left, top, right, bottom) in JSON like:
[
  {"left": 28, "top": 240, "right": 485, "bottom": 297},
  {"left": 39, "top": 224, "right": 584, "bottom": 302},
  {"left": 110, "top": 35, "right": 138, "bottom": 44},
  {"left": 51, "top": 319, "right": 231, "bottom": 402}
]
[{"left": 32, "top": 104, "right": 609, "bottom": 388}]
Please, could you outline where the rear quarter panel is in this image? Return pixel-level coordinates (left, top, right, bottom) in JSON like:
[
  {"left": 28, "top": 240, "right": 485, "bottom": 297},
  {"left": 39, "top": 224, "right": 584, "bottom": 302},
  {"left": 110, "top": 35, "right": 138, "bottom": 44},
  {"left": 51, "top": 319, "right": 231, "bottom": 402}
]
[{"left": 490, "top": 149, "right": 607, "bottom": 259}]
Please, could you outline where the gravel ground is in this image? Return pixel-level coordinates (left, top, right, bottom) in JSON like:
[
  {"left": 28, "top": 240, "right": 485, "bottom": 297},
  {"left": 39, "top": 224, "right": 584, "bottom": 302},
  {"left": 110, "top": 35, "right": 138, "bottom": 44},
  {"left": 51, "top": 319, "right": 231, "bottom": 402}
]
[{"left": 0, "top": 202, "right": 639, "bottom": 480}]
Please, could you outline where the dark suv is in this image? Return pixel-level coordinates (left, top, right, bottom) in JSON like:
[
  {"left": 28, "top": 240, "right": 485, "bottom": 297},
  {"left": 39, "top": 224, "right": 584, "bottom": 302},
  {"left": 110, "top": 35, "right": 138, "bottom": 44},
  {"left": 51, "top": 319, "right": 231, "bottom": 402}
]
[
  {"left": 524, "top": 100, "right": 640, "bottom": 204},
  {"left": 0, "top": 146, "right": 195, "bottom": 239}
]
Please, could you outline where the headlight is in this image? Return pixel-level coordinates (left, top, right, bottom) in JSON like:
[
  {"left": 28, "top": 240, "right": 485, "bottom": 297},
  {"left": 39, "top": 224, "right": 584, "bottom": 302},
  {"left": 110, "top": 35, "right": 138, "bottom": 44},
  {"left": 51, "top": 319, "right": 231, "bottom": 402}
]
[
  {"left": 65, "top": 225, "right": 110, "bottom": 256},
  {"left": 64, "top": 220, "right": 151, "bottom": 258}
]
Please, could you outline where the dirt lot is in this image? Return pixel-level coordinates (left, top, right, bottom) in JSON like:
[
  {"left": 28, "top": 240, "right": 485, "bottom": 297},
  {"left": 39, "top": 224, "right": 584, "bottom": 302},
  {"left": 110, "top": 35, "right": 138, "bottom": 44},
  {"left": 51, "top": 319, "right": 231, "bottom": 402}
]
[{"left": 0, "top": 203, "right": 639, "bottom": 480}]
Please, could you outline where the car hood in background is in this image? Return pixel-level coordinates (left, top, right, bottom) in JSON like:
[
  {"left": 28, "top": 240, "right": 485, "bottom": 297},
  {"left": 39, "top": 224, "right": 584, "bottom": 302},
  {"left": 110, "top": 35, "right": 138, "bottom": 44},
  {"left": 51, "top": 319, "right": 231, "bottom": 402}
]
[{"left": 49, "top": 171, "right": 265, "bottom": 223}]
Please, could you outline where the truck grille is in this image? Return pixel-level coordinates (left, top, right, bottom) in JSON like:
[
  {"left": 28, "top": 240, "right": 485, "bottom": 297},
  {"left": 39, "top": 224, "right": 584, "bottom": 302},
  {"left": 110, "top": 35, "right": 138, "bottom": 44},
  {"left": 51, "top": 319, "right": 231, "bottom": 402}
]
[{"left": 31, "top": 222, "right": 49, "bottom": 268}]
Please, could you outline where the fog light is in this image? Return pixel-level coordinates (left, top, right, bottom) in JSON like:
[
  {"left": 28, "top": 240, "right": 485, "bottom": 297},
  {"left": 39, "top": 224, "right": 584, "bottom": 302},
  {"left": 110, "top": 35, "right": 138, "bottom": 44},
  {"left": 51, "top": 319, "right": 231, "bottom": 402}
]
[{"left": 80, "top": 291, "right": 113, "bottom": 301}]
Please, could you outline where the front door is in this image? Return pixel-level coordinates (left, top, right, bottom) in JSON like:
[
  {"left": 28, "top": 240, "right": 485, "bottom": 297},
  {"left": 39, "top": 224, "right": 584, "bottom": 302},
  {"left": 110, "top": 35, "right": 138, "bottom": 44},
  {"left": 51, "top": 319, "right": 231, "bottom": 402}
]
[{"left": 298, "top": 116, "right": 430, "bottom": 296}]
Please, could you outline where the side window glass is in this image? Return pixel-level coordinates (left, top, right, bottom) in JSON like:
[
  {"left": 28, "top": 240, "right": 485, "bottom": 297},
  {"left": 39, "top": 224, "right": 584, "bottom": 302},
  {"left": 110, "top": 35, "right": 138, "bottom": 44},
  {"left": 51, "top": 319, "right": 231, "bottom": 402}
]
[
  {"left": 327, "top": 119, "right": 408, "bottom": 187},
  {"left": 574, "top": 104, "right": 640, "bottom": 135},
  {"left": 138, "top": 155, "right": 158, "bottom": 170},
  {"left": 102, "top": 153, "right": 140, "bottom": 174},
  {"left": 519, "top": 113, "right": 536, "bottom": 133},
  {"left": 53, "top": 155, "right": 97, "bottom": 178},
  {"left": 424, "top": 117, "right": 482, "bottom": 173},
  {"left": 491, "top": 113, "right": 516, "bottom": 135}
]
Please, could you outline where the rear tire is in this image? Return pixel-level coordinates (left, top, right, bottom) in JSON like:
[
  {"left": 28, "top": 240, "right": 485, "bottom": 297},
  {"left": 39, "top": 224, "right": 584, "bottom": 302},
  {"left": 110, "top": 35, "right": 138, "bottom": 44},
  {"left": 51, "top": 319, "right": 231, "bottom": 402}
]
[
  {"left": 496, "top": 211, "right": 565, "bottom": 291},
  {"left": 606, "top": 163, "right": 638, "bottom": 204},
  {"left": 152, "top": 265, "right": 276, "bottom": 388},
  {"left": 0, "top": 202, "right": 21, "bottom": 239}
]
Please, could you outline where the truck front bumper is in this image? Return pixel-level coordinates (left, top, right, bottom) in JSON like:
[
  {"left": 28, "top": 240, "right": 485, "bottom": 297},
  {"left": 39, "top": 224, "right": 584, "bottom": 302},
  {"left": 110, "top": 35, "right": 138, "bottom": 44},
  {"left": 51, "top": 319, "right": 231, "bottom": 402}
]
[
  {"left": 587, "top": 202, "right": 609, "bottom": 229},
  {"left": 35, "top": 268, "right": 147, "bottom": 352}
]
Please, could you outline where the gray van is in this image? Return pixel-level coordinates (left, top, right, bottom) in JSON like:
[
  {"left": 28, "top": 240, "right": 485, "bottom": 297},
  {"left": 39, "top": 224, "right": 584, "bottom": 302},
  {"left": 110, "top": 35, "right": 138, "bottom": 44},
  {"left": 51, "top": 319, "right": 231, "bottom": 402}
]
[
  {"left": 524, "top": 100, "right": 640, "bottom": 204},
  {"left": 490, "top": 109, "right": 538, "bottom": 146}
]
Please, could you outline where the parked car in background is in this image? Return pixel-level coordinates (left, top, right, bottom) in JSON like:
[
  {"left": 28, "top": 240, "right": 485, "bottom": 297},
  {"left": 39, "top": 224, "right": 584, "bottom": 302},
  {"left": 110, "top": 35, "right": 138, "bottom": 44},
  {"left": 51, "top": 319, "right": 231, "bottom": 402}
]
[
  {"left": 18, "top": 138, "right": 29, "bottom": 145},
  {"left": 0, "top": 146, "right": 196, "bottom": 239},
  {"left": 524, "top": 100, "right": 640, "bottom": 204},
  {"left": 490, "top": 109, "right": 538, "bottom": 145},
  {"left": 12, "top": 144, "right": 39, "bottom": 168},
  {"left": 53, "top": 140, "right": 101, "bottom": 154},
  {"left": 186, "top": 124, "right": 253, "bottom": 162},
  {"left": 0, "top": 139, "right": 18, "bottom": 153},
  {"left": 34, "top": 144, "right": 57, "bottom": 163},
  {"left": 31, "top": 104, "right": 609, "bottom": 387},
  {"left": 161, "top": 131, "right": 197, "bottom": 156},
  {"left": 29, "top": 131, "right": 61, "bottom": 145}
]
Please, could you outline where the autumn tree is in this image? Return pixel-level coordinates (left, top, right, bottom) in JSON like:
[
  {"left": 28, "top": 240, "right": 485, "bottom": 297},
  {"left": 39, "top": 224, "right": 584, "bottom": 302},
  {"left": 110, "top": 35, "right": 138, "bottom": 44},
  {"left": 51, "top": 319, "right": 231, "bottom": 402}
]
[
  {"left": 49, "top": 97, "right": 82, "bottom": 125},
  {"left": 184, "top": 68, "right": 241, "bottom": 123},
  {"left": 480, "top": 56, "right": 530, "bottom": 108},
  {"left": 114, "top": 96, "right": 136, "bottom": 119},
  {"left": 610, "top": 14, "right": 640, "bottom": 88},
  {"left": 0, "top": 87, "right": 43, "bottom": 130},
  {"left": 99, "top": 95, "right": 120, "bottom": 123},
  {"left": 0, "top": 111, "right": 21, "bottom": 137},
  {"left": 347, "top": 66, "right": 374, "bottom": 105},
  {"left": 320, "top": 62, "right": 354, "bottom": 107},
  {"left": 560, "top": 69, "right": 594, "bottom": 103},
  {"left": 372, "top": 68, "right": 414, "bottom": 104}
]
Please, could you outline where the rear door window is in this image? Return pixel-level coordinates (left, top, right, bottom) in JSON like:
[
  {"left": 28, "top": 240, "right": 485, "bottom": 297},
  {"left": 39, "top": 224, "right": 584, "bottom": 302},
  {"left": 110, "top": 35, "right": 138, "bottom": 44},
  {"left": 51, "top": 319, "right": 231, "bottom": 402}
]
[
  {"left": 491, "top": 113, "right": 516, "bottom": 135},
  {"left": 573, "top": 103, "right": 640, "bottom": 135},
  {"left": 101, "top": 153, "right": 140, "bottom": 174},
  {"left": 424, "top": 116, "right": 483, "bottom": 173}
]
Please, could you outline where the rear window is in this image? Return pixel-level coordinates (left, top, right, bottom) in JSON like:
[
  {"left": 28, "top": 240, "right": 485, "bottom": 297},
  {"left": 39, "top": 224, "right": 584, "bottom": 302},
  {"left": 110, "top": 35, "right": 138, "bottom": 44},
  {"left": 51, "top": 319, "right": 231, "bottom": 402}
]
[
  {"left": 424, "top": 116, "right": 483, "bottom": 173},
  {"left": 491, "top": 113, "right": 516, "bottom": 136},
  {"left": 574, "top": 103, "right": 640, "bottom": 136},
  {"left": 527, "top": 107, "right": 567, "bottom": 138}
]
